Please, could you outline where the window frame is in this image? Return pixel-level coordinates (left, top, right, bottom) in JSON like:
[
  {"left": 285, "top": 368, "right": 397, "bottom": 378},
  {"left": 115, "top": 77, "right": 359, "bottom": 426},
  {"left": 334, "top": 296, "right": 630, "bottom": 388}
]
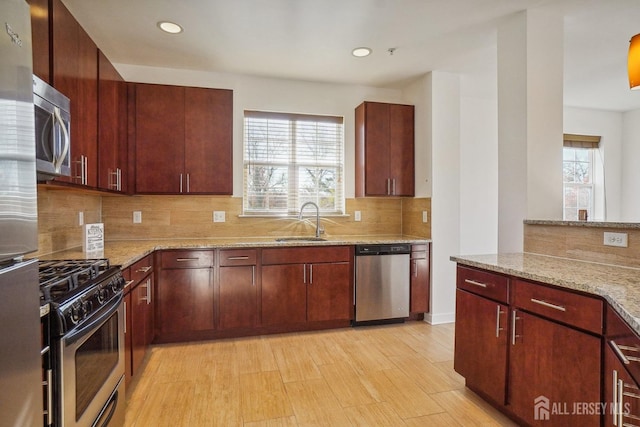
[
  {"left": 242, "top": 110, "right": 345, "bottom": 217},
  {"left": 562, "top": 146, "right": 595, "bottom": 221}
]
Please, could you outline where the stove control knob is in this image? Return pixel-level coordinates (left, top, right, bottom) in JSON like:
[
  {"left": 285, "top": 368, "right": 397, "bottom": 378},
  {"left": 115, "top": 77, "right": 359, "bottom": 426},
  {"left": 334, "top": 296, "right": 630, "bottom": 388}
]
[
  {"left": 97, "top": 288, "right": 107, "bottom": 303},
  {"left": 111, "top": 277, "right": 122, "bottom": 292},
  {"left": 70, "top": 305, "right": 83, "bottom": 324},
  {"left": 83, "top": 300, "right": 92, "bottom": 315}
]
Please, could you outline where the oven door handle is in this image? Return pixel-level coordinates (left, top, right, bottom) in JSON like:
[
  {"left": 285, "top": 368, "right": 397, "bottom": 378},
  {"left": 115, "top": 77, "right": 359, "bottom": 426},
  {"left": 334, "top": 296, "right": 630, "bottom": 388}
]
[
  {"left": 64, "top": 294, "right": 122, "bottom": 345},
  {"left": 94, "top": 378, "right": 122, "bottom": 427}
]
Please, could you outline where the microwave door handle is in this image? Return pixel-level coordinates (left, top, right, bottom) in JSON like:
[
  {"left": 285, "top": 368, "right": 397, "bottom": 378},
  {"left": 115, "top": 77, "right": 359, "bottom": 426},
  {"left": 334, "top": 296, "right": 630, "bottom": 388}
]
[{"left": 52, "top": 107, "right": 69, "bottom": 174}]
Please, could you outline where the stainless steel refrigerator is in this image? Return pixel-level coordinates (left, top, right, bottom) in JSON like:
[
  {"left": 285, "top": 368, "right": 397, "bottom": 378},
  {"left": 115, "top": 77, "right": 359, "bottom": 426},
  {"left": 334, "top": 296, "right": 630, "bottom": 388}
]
[{"left": 1, "top": 0, "right": 42, "bottom": 426}]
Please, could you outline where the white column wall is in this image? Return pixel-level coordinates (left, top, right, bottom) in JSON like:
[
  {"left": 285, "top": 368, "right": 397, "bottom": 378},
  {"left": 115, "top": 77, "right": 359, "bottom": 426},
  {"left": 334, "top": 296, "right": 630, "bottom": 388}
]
[
  {"left": 622, "top": 109, "right": 640, "bottom": 220},
  {"left": 497, "top": 8, "right": 563, "bottom": 253}
]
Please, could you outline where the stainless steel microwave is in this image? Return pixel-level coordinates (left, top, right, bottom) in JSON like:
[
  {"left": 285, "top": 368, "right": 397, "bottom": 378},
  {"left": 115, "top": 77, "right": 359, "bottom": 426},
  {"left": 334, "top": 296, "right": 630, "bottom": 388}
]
[{"left": 33, "top": 75, "right": 71, "bottom": 179}]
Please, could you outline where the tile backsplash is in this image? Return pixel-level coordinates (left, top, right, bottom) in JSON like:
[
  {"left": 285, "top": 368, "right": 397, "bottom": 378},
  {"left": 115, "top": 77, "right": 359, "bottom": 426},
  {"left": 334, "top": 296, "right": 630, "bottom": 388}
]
[{"left": 35, "top": 186, "right": 430, "bottom": 255}]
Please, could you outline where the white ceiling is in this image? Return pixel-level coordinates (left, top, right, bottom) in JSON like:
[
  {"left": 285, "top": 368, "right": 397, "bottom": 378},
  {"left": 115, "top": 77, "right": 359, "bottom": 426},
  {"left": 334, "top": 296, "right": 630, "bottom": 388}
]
[{"left": 62, "top": 0, "right": 640, "bottom": 112}]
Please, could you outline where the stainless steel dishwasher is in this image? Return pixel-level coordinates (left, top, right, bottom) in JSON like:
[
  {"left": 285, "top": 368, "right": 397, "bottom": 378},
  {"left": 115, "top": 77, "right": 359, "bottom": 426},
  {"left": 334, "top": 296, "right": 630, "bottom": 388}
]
[{"left": 354, "top": 243, "right": 411, "bottom": 325}]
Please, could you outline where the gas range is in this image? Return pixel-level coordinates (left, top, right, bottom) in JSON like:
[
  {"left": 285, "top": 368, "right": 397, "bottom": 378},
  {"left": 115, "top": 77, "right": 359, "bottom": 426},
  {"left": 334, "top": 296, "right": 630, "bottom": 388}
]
[{"left": 39, "top": 259, "right": 125, "bottom": 335}]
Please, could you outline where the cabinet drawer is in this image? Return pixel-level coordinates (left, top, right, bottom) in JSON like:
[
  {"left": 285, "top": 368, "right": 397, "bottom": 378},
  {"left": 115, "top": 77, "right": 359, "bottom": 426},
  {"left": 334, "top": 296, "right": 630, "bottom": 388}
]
[
  {"left": 129, "top": 254, "right": 154, "bottom": 283},
  {"left": 262, "top": 246, "right": 351, "bottom": 265},
  {"left": 219, "top": 249, "right": 257, "bottom": 266},
  {"left": 513, "top": 279, "right": 603, "bottom": 334},
  {"left": 160, "top": 250, "right": 214, "bottom": 269},
  {"left": 411, "top": 244, "right": 428, "bottom": 253},
  {"left": 456, "top": 266, "right": 509, "bottom": 304}
]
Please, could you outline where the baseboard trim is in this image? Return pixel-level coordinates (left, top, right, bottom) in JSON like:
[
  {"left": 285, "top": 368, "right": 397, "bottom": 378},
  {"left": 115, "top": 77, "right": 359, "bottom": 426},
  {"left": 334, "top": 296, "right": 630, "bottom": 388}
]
[{"left": 424, "top": 312, "right": 455, "bottom": 325}]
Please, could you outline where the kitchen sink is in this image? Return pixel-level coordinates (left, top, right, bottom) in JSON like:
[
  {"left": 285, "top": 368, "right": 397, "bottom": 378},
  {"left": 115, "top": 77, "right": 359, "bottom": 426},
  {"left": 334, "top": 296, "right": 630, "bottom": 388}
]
[{"left": 275, "top": 237, "right": 327, "bottom": 242}]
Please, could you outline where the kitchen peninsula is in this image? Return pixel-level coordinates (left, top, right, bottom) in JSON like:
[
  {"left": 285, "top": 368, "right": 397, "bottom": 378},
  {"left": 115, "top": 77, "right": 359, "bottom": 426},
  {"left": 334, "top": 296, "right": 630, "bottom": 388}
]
[{"left": 451, "top": 220, "right": 640, "bottom": 426}]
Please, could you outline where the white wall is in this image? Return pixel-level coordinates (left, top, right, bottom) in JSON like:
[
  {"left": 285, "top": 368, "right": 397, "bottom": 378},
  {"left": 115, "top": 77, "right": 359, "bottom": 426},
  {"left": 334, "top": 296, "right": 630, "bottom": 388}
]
[
  {"left": 622, "top": 109, "right": 640, "bottom": 220},
  {"left": 563, "top": 106, "right": 623, "bottom": 221},
  {"left": 402, "top": 76, "right": 432, "bottom": 198},
  {"left": 115, "top": 64, "right": 404, "bottom": 199}
]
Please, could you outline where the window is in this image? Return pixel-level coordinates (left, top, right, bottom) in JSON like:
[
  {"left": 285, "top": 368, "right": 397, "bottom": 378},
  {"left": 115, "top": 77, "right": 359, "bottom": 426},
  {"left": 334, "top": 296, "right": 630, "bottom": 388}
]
[
  {"left": 243, "top": 111, "right": 344, "bottom": 216},
  {"left": 562, "top": 134, "right": 600, "bottom": 221}
]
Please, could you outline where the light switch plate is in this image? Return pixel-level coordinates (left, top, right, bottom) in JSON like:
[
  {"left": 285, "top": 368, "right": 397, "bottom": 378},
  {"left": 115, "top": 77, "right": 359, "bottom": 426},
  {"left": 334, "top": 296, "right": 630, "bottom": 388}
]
[
  {"left": 78, "top": 211, "right": 84, "bottom": 226},
  {"left": 354, "top": 211, "right": 361, "bottom": 222},
  {"left": 422, "top": 211, "right": 428, "bottom": 223},
  {"left": 213, "top": 211, "right": 226, "bottom": 223},
  {"left": 133, "top": 211, "right": 142, "bottom": 224}
]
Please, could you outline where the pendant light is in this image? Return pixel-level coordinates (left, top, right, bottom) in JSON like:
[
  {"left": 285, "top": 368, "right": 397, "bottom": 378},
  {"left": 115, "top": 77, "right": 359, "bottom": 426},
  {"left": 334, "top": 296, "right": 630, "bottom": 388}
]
[{"left": 629, "top": 33, "right": 640, "bottom": 90}]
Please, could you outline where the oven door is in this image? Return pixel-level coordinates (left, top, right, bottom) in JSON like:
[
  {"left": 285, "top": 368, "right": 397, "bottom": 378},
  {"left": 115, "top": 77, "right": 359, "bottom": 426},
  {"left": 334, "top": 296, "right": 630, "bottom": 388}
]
[{"left": 59, "top": 295, "right": 125, "bottom": 427}]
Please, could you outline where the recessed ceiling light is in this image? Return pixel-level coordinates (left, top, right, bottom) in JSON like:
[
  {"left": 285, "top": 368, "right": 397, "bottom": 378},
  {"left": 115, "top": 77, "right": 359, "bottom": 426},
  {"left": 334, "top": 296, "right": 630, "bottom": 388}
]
[
  {"left": 352, "top": 47, "right": 372, "bottom": 58},
  {"left": 157, "top": 21, "right": 183, "bottom": 34}
]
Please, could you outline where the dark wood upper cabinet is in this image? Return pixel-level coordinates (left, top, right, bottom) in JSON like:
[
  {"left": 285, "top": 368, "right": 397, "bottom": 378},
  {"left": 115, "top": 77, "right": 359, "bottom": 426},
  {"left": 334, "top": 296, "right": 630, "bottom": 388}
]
[
  {"left": 26, "top": 0, "right": 50, "bottom": 83},
  {"left": 51, "top": 0, "right": 98, "bottom": 187},
  {"left": 355, "top": 101, "right": 415, "bottom": 197},
  {"left": 98, "top": 50, "right": 127, "bottom": 192},
  {"left": 133, "top": 83, "right": 233, "bottom": 195}
]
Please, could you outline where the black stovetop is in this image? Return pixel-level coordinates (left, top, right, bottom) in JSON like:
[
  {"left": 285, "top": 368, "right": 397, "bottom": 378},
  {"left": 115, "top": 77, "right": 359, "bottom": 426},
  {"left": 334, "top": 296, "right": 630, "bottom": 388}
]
[{"left": 39, "top": 259, "right": 110, "bottom": 304}]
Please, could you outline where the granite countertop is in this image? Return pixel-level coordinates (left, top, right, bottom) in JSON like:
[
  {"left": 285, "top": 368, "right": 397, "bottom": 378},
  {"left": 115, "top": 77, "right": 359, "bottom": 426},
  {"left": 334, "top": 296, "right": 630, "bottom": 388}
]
[
  {"left": 451, "top": 252, "right": 640, "bottom": 336},
  {"left": 38, "top": 235, "right": 429, "bottom": 269},
  {"left": 524, "top": 219, "right": 640, "bottom": 229}
]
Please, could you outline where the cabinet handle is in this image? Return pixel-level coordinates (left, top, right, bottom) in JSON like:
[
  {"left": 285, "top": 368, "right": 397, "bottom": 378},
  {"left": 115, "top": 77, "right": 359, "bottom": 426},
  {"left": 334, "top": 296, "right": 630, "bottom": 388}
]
[
  {"left": 125, "top": 280, "right": 134, "bottom": 287},
  {"left": 147, "top": 278, "right": 152, "bottom": 304},
  {"left": 610, "top": 340, "right": 640, "bottom": 365},
  {"left": 392, "top": 178, "right": 396, "bottom": 195},
  {"left": 495, "top": 305, "right": 504, "bottom": 338},
  {"left": 387, "top": 178, "right": 391, "bottom": 195},
  {"left": 252, "top": 266, "right": 255, "bottom": 287},
  {"left": 180, "top": 174, "right": 183, "bottom": 193},
  {"left": 412, "top": 260, "right": 417, "bottom": 277},
  {"left": 511, "top": 310, "right": 520, "bottom": 345},
  {"left": 117, "top": 168, "right": 122, "bottom": 191},
  {"left": 45, "top": 368, "right": 53, "bottom": 426},
  {"left": 123, "top": 301, "right": 127, "bottom": 334},
  {"left": 613, "top": 370, "right": 619, "bottom": 426},
  {"left": 303, "top": 264, "right": 307, "bottom": 284},
  {"left": 136, "top": 266, "right": 152, "bottom": 273},
  {"left": 176, "top": 257, "right": 199, "bottom": 262},
  {"left": 619, "top": 378, "right": 625, "bottom": 426},
  {"left": 52, "top": 106, "right": 69, "bottom": 175},
  {"left": 530, "top": 298, "right": 566, "bottom": 312},
  {"left": 187, "top": 173, "right": 190, "bottom": 193},
  {"left": 464, "top": 279, "right": 487, "bottom": 288},
  {"left": 227, "top": 256, "right": 250, "bottom": 260},
  {"left": 84, "top": 155, "right": 88, "bottom": 185},
  {"left": 309, "top": 264, "right": 313, "bottom": 284}
]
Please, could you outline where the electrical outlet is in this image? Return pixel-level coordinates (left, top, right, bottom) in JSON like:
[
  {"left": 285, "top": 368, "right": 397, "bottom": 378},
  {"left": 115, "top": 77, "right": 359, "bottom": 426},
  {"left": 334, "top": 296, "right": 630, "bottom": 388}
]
[
  {"left": 78, "top": 211, "right": 84, "bottom": 226},
  {"left": 422, "top": 211, "right": 428, "bottom": 223},
  {"left": 133, "top": 211, "right": 142, "bottom": 224},
  {"left": 354, "top": 211, "right": 361, "bottom": 222},
  {"left": 603, "top": 232, "right": 628, "bottom": 247},
  {"left": 213, "top": 211, "right": 226, "bottom": 223}
]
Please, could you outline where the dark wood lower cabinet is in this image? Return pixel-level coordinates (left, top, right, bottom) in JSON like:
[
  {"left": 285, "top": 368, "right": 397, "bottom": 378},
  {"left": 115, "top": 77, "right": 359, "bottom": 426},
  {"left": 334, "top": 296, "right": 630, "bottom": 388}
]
[
  {"left": 454, "top": 289, "right": 508, "bottom": 406},
  {"left": 306, "top": 262, "right": 351, "bottom": 322},
  {"left": 261, "top": 264, "right": 307, "bottom": 327},
  {"left": 508, "top": 310, "right": 601, "bottom": 426},
  {"left": 131, "top": 274, "right": 153, "bottom": 376},
  {"left": 156, "top": 268, "right": 214, "bottom": 336},
  {"left": 218, "top": 265, "right": 258, "bottom": 330},
  {"left": 410, "top": 244, "right": 430, "bottom": 313}
]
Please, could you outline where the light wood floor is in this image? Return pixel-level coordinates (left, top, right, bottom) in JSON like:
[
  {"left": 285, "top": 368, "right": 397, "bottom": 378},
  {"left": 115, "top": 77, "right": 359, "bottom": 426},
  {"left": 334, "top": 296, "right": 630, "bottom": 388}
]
[{"left": 125, "top": 322, "right": 518, "bottom": 426}]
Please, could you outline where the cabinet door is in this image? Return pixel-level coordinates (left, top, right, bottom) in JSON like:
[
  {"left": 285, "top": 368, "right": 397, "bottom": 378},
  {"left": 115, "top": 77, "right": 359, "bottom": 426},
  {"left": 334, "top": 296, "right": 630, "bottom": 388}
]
[
  {"left": 131, "top": 277, "right": 151, "bottom": 376},
  {"left": 362, "top": 102, "right": 390, "bottom": 196},
  {"left": 76, "top": 25, "right": 98, "bottom": 187},
  {"left": 410, "top": 251, "right": 429, "bottom": 313},
  {"left": 184, "top": 87, "right": 233, "bottom": 194},
  {"left": 389, "top": 104, "right": 414, "bottom": 196},
  {"left": 135, "top": 84, "right": 185, "bottom": 193},
  {"left": 156, "top": 268, "right": 213, "bottom": 335},
  {"left": 454, "top": 289, "right": 508, "bottom": 405},
  {"left": 27, "top": 0, "right": 50, "bottom": 82},
  {"left": 307, "top": 262, "right": 351, "bottom": 322},
  {"left": 219, "top": 265, "right": 258, "bottom": 330},
  {"left": 509, "top": 310, "right": 601, "bottom": 426},
  {"left": 98, "top": 50, "right": 126, "bottom": 192},
  {"left": 261, "top": 264, "right": 306, "bottom": 326},
  {"left": 604, "top": 342, "right": 640, "bottom": 426}
]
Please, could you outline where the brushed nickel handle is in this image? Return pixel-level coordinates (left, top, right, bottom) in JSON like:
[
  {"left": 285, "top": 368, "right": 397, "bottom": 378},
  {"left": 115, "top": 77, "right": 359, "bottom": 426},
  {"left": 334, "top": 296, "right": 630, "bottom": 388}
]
[
  {"left": 136, "top": 266, "right": 152, "bottom": 273},
  {"left": 495, "top": 305, "right": 504, "bottom": 338},
  {"left": 147, "top": 278, "right": 152, "bottom": 304},
  {"left": 309, "top": 264, "right": 313, "bottom": 284},
  {"left": 303, "top": 264, "right": 307, "bottom": 284},
  {"left": 46, "top": 369, "right": 53, "bottom": 425},
  {"left": 464, "top": 279, "right": 487, "bottom": 288},
  {"left": 614, "top": 369, "right": 619, "bottom": 426},
  {"left": 124, "top": 280, "right": 134, "bottom": 287},
  {"left": 123, "top": 301, "right": 127, "bottom": 334},
  {"left": 227, "top": 256, "right": 250, "bottom": 260},
  {"left": 176, "top": 257, "right": 199, "bottom": 262},
  {"left": 252, "top": 265, "right": 255, "bottom": 287},
  {"left": 511, "top": 310, "right": 520, "bottom": 345},
  {"left": 392, "top": 178, "right": 396, "bottom": 195},
  {"left": 84, "top": 155, "right": 88, "bottom": 185},
  {"left": 117, "top": 168, "right": 122, "bottom": 191},
  {"left": 52, "top": 106, "right": 69, "bottom": 175},
  {"left": 530, "top": 298, "right": 566, "bottom": 312},
  {"left": 612, "top": 341, "right": 633, "bottom": 365},
  {"left": 41, "top": 345, "right": 50, "bottom": 356},
  {"left": 619, "top": 378, "right": 625, "bottom": 427},
  {"left": 180, "top": 174, "right": 183, "bottom": 193},
  {"left": 187, "top": 173, "right": 190, "bottom": 193}
]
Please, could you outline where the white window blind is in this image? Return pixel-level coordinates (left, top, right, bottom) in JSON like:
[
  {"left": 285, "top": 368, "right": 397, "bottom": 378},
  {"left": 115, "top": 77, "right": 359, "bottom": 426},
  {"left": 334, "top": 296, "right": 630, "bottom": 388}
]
[{"left": 243, "top": 110, "right": 344, "bottom": 215}]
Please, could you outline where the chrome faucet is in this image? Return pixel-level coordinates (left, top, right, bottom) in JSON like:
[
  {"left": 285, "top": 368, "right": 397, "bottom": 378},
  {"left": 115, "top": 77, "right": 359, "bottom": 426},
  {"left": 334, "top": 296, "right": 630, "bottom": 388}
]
[{"left": 299, "top": 202, "right": 325, "bottom": 238}]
